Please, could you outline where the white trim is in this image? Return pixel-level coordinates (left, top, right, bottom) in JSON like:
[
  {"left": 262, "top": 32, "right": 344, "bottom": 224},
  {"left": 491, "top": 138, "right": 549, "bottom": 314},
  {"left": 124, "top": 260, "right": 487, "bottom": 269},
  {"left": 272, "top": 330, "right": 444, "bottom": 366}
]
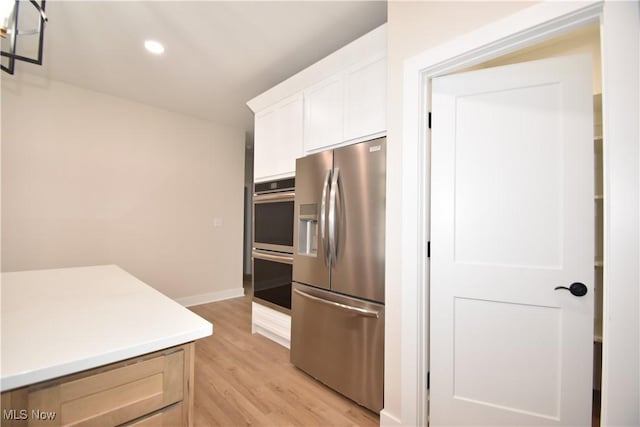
[
  {"left": 379, "top": 409, "right": 402, "bottom": 427},
  {"left": 252, "top": 324, "right": 290, "bottom": 349},
  {"left": 254, "top": 171, "right": 295, "bottom": 184},
  {"left": 398, "top": 1, "right": 640, "bottom": 425},
  {"left": 175, "top": 287, "right": 245, "bottom": 307},
  {"left": 303, "top": 131, "right": 386, "bottom": 155},
  {"left": 599, "top": 2, "right": 640, "bottom": 425},
  {"left": 404, "top": 2, "right": 603, "bottom": 80},
  {"left": 251, "top": 302, "right": 291, "bottom": 349},
  {"left": 246, "top": 24, "right": 387, "bottom": 113}
]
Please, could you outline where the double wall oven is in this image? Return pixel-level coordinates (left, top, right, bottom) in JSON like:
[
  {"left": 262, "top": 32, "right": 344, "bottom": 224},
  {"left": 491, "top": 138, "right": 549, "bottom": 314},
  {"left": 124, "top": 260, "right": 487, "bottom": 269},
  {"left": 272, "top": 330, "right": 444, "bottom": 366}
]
[{"left": 252, "top": 178, "right": 295, "bottom": 312}]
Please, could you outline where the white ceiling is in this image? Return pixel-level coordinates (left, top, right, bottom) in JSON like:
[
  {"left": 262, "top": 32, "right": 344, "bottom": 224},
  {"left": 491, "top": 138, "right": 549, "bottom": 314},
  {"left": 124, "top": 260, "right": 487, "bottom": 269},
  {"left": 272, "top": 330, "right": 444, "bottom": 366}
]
[{"left": 9, "top": 1, "right": 387, "bottom": 138}]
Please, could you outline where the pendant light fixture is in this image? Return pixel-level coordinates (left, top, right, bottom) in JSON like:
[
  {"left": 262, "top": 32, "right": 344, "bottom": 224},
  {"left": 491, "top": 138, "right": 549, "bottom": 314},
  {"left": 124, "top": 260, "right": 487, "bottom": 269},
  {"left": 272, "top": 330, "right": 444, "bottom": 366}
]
[{"left": 1, "top": 0, "right": 48, "bottom": 75}]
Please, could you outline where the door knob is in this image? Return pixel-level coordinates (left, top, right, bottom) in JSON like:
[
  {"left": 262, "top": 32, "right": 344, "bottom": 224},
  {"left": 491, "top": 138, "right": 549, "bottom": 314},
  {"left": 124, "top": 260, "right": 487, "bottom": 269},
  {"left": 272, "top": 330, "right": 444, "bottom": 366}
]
[{"left": 554, "top": 282, "right": 588, "bottom": 297}]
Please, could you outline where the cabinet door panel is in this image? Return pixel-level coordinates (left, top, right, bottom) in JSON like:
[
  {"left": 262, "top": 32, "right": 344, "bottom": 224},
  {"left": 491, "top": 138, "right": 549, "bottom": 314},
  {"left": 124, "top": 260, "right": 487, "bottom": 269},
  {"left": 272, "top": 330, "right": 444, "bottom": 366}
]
[
  {"left": 254, "top": 94, "right": 303, "bottom": 182},
  {"left": 275, "top": 96, "right": 303, "bottom": 176},
  {"left": 304, "top": 75, "right": 344, "bottom": 153},
  {"left": 254, "top": 109, "right": 278, "bottom": 181},
  {"left": 0, "top": 344, "right": 193, "bottom": 427},
  {"left": 344, "top": 55, "right": 386, "bottom": 141},
  {"left": 23, "top": 350, "right": 184, "bottom": 427},
  {"left": 128, "top": 402, "right": 184, "bottom": 426}
]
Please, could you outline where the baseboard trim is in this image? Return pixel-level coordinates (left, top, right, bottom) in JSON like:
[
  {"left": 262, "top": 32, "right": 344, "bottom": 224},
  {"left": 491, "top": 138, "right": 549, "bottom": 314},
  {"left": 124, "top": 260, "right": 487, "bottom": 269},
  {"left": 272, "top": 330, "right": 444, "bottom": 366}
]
[
  {"left": 253, "top": 324, "right": 291, "bottom": 349},
  {"left": 175, "top": 287, "right": 245, "bottom": 307},
  {"left": 380, "top": 409, "right": 402, "bottom": 426},
  {"left": 252, "top": 302, "right": 291, "bottom": 349}
]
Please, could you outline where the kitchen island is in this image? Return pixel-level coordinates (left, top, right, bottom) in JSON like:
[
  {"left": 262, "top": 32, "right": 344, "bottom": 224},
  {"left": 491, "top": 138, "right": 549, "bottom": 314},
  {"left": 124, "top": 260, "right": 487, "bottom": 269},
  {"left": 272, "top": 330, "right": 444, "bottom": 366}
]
[{"left": 0, "top": 265, "right": 212, "bottom": 426}]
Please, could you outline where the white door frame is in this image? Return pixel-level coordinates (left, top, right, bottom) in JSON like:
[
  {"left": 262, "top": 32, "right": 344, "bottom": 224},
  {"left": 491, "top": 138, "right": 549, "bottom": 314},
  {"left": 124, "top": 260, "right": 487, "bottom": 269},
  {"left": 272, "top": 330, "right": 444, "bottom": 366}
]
[{"left": 399, "top": 1, "right": 639, "bottom": 425}]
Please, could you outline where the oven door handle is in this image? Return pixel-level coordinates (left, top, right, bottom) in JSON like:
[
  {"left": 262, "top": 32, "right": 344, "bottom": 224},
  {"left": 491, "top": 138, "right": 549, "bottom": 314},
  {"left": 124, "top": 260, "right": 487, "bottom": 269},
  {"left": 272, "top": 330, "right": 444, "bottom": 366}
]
[
  {"left": 293, "top": 288, "right": 379, "bottom": 318},
  {"left": 253, "top": 191, "right": 295, "bottom": 203},
  {"left": 252, "top": 250, "right": 293, "bottom": 265}
]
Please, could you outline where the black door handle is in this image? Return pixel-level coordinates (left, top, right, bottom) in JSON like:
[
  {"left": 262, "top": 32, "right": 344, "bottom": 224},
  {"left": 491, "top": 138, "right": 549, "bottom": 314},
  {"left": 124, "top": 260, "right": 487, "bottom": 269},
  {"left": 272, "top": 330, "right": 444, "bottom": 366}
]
[{"left": 554, "top": 282, "right": 588, "bottom": 297}]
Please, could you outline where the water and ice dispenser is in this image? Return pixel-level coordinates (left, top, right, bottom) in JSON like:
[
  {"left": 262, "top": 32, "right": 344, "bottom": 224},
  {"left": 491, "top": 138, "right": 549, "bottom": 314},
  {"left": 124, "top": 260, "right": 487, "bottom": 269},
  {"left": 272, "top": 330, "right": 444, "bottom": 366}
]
[{"left": 298, "top": 204, "right": 318, "bottom": 256}]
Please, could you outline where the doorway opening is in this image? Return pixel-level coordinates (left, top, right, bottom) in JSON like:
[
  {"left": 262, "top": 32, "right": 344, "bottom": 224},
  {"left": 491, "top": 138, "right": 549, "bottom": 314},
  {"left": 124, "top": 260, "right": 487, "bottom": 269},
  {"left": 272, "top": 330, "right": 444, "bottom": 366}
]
[
  {"left": 399, "top": 2, "right": 638, "bottom": 426},
  {"left": 428, "top": 23, "right": 603, "bottom": 426},
  {"left": 453, "top": 21, "right": 603, "bottom": 423},
  {"left": 243, "top": 135, "right": 255, "bottom": 295}
]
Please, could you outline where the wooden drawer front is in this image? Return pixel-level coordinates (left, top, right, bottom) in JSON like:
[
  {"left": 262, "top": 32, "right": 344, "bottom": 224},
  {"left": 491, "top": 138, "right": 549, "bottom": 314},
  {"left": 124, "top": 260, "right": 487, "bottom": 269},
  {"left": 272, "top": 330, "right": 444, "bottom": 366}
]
[
  {"left": 27, "top": 350, "right": 184, "bottom": 426},
  {"left": 125, "top": 403, "right": 183, "bottom": 427}
]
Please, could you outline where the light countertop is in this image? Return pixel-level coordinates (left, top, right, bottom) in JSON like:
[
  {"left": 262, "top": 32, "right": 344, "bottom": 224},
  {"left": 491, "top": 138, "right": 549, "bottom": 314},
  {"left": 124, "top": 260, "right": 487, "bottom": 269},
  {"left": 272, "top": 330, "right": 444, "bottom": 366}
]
[{"left": 1, "top": 265, "right": 212, "bottom": 392}]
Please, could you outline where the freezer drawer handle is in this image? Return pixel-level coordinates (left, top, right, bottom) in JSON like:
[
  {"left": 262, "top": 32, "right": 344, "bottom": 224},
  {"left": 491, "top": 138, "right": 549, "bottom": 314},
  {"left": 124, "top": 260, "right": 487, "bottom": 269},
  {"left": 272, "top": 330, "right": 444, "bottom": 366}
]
[{"left": 293, "top": 288, "right": 379, "bottom": 318}]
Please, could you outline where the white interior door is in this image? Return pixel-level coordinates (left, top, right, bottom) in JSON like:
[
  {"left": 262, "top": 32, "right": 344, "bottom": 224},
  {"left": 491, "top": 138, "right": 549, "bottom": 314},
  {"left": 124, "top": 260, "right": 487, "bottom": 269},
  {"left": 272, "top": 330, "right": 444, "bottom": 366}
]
[{"left": 430, "top": 54, "right": 594, "bottom": 426}]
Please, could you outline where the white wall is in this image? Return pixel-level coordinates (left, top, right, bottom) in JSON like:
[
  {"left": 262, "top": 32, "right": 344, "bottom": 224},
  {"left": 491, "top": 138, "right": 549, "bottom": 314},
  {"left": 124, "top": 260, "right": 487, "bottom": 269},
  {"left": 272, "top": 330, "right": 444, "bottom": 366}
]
[
  {"left": 1, "top": 75, "right": 245, "bottom": 302},
  {"left": 384, "top": 1, "right": 537, "bottom": 425}
]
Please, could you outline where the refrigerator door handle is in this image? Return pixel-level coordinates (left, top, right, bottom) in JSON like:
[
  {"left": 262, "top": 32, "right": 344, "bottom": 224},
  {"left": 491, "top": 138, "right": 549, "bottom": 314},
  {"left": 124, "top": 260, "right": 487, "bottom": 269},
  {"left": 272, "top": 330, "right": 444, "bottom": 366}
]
[
  {"left": 320, "top": 169, "right": 332, "bottom": 268},
  {"left": 293, "top": 288, "right": 379, "bottom": 318},
  {"left": 329, "top": 167, "right": 340, "bottom": 266}
]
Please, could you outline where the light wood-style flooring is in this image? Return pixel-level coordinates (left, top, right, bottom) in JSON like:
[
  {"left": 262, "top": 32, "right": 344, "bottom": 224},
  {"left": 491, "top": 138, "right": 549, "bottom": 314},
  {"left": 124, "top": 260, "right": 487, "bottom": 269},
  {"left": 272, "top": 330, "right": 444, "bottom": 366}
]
[{"left": 189, "top": 290, "right": 379, "bottom": 426}]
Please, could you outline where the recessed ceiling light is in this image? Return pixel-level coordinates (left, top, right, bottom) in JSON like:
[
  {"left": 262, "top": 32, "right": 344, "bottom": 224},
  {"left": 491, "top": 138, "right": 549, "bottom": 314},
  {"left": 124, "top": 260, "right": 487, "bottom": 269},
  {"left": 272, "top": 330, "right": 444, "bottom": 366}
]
[{"left": 144, "top": 40, "right": 165, "bottom": 55}]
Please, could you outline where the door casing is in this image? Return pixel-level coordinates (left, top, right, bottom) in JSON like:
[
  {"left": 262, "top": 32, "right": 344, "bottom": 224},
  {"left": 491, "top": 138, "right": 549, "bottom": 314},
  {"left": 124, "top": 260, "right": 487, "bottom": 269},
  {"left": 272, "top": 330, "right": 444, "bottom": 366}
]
[{"left": 392, "top": 1, "right": 640, "bottom": 426}]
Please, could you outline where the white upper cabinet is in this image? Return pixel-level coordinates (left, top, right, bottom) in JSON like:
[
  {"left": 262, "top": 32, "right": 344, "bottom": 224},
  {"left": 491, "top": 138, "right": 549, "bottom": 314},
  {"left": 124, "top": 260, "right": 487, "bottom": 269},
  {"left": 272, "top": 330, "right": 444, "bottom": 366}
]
[
  {"left": 303, "top": 74, "right": 344, "bottom": 152},
  {"left": 344, "top": 53, "right": 386, "bottom": 142},
  {"left": 304, "top": 53, "right": 387, "bottom": 153},
  {"left": 253, "top": 93, "right": 303, "bottom": 182},
  {"left": 248, "top": 24, "right": 387, "bottom": 182}
]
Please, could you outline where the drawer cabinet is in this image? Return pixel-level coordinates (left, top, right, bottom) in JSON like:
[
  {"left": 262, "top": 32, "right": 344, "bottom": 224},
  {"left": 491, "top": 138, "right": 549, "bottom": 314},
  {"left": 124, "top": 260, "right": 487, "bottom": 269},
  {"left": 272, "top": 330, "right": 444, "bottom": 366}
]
[
  {"left": 128, "top": 403, "right": 184, "bottom": 426},
  {"left": 1, "top": 343, "right": 194, "bottom": 427}
]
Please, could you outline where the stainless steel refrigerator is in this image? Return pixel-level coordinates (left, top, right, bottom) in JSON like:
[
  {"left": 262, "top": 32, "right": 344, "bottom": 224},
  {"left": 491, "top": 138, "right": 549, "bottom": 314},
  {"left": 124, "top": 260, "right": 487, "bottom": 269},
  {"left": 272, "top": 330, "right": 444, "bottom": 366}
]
[{"left": 291, "top": 137, "right": 385, "bottom": 413}]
